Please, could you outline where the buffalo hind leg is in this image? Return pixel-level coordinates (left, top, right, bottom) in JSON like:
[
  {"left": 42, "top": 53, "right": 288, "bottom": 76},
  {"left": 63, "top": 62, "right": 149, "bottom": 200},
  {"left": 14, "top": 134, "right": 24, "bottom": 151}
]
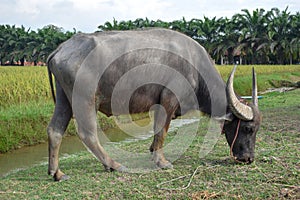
[
  {"left": 47, "top": 83, "right": 72, "bottom": 181},
  {"left": 150, "top": 120, "right": 173, "bottom": 168},
  {"left": 150, "top": 90, "right": 178, "bottom": 169},
  {"left": 74, "top": 99, "right": 125, "bottom": 172}
]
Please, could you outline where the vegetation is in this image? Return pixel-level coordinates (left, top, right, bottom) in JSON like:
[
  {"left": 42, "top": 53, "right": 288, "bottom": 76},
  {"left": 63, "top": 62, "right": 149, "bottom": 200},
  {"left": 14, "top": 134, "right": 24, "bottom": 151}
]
[
  {"left": 0, "top": 65, "right": 299, "bottom": 153},
  {"left": 0, "top": 66, "right": 50, "bottom": 107},
  {"left": 0, "top": 25, "right": 75, "bottom": 66},
  {"left": 99, "top": 8, "right": 300, "bottom": 65},
  {"left": 0, "top": 89, "right": 299, "bottom": 199},
  {"left": 1, "top": 7, "right": 300, "bottom": 65}
]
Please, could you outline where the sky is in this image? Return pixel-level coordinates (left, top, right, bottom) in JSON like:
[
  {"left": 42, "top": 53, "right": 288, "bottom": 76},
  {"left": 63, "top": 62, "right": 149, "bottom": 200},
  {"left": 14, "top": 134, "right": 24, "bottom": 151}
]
[{"left": 1, "top": 0, "right": 299, "bottom": 33}]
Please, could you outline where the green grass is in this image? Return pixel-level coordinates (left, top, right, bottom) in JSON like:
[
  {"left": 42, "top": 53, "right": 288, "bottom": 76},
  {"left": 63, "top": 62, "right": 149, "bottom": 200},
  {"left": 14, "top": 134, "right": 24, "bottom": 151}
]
[
  {"left": 216, "top": 65, "right": 300, "bottom": 95},
  {"left": 0, "top": 102, "right": 53, "bottom": 152},
  {"left": 0, "top": 101, "right": 119, "bottom": 153},
  {"left": 0, "top": 89, "right": 299, "bottom": 199}
]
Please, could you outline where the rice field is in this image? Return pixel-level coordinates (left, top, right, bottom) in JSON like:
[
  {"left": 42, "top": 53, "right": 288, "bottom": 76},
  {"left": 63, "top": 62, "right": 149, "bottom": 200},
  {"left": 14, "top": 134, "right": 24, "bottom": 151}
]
[
  {"left": 1, "top": 65, "right": 299, "bottom": 108},
  {"left": 0, "top": 66, "right": 51, "bottom": 107}
]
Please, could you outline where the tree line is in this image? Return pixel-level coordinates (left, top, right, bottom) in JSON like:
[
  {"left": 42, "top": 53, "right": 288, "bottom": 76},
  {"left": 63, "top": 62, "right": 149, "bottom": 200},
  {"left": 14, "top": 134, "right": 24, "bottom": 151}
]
[
  {"left": 0, "top": 25, "right": 75, "bottom": 66},
  {"left": 1, "top": 7, "right": 299, "bottom": 66}
]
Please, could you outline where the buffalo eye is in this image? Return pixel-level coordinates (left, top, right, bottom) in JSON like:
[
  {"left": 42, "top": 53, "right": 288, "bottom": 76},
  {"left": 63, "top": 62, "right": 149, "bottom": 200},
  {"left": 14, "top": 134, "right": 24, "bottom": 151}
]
[{"left": 243, "top": 125, "right": 254, "bottom": 133}]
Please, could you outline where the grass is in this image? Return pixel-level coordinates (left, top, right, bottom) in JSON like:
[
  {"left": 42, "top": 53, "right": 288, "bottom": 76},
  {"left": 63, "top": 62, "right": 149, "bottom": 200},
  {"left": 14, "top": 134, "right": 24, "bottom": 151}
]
[
  {"left": 0, "top": 89, "right": 299, "bottom": 199},
  {"left": 0, "top": 101, "right": 118, "bottom": 153},
  {"left": 216, "top": 65, "right": 300, "bottom": 95},
  {"left": 0, "top": 102, "right": 53, "bottom": 152}
]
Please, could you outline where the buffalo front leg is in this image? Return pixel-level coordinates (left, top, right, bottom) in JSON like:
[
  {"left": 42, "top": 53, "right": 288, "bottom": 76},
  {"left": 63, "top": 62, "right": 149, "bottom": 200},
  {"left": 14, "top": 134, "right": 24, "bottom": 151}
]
[{"left": 47, "top": 83, "right": 72, "bottom": 181}]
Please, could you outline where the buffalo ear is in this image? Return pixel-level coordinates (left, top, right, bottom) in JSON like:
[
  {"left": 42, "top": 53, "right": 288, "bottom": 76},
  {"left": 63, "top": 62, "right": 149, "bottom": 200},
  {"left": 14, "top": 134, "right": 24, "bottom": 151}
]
[
  {"left": 214, "top": 113, "right": 234, "bottom": 122},
  {"left": 224, "top": 113, "right": 234, "bottom": 121}
]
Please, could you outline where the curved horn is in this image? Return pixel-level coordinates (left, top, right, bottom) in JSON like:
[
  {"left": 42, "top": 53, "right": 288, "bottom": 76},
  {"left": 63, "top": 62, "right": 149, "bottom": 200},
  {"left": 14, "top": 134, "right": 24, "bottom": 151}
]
[
  {"left": 226, "top": 65, "right": 254, "bottom": 121},
  {"left": 252, "top": 67, "right": 258, "bottom": 106}
]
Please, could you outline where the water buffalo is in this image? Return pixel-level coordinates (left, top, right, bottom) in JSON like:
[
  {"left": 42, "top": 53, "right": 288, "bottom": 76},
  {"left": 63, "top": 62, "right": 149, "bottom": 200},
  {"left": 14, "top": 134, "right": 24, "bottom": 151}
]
[{"left": 47, "top": 28, "right": 261, "bottom": 181}]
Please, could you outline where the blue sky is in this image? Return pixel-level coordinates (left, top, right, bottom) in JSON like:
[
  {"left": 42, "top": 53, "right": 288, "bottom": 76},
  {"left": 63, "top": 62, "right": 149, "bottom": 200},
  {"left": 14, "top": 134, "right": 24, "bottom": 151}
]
[{"left": 1, "top": 0, "right": 299, "bottom": 32}]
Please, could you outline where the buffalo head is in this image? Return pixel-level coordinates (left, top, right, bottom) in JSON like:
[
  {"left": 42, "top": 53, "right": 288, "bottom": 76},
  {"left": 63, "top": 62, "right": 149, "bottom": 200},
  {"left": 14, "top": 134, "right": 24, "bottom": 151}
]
[{"left": 222, "top": 66, "right": 261, "bottom": 164}]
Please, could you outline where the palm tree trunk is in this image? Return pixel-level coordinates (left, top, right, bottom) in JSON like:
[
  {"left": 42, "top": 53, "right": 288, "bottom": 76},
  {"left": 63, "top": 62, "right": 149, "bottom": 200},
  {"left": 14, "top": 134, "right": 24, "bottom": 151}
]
[
  {"left": 289, "top": 54, "right": 293, "bottom": 65},
  {"left": 20, "top": 57, "right": 25, "bottom": 66},
  {"left": 221, "top": 55, "right": 224, "bottom": 65},
  {"left": 10, "top": 56, "right": 14, "bottom": 65}
]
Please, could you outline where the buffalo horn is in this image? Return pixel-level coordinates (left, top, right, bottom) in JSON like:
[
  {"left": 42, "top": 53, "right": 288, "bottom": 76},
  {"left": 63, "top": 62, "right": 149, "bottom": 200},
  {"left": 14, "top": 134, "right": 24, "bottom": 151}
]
[
  {"left": 226, "top": 65, "right": 254, "bottom": 121},
  {"left": 252, "top": 67, "right": 258, "bottom": 106}
]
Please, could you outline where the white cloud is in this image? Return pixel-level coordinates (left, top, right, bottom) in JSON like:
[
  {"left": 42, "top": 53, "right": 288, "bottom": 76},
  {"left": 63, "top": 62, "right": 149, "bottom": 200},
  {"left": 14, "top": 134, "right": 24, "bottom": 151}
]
[
  {"left": 68, "top": 0, "right": 108, "bottom": 11},
  {"left": 0, "top": 0, "right": 299, "bottom": 32},
  {"left": 15, "top": 0, "right": 42, "bottom": 15},
  {"left": 85, "top": 0, "right": 174, "bottom": 21}
]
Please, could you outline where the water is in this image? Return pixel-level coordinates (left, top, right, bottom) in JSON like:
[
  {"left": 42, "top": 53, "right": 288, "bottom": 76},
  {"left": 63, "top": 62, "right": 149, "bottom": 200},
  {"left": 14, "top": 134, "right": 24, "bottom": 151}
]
[
  {"left": 0, "top": 117, "right": 199, "bottom": 176},
  {"left": 0, "top": 136, "right": 85, "bottom": 177}
]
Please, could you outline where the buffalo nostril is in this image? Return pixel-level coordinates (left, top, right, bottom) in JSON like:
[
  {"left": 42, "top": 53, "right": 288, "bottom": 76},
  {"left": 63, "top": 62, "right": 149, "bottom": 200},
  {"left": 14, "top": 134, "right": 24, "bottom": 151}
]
[{"left": 235, "top": 155, "right": 254, "bottom": 164}]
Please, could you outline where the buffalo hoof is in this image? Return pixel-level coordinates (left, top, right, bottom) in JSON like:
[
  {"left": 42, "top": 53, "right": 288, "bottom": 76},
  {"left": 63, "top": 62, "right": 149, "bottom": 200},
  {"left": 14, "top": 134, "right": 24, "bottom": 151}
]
[
  {"left": 104, "top": 165, "right": 128, "bottom": 173},
  {"left": 117, "top": 165, "right": 128, "bottom": 173},
  {"left": 157, "top": 161, "right": 173, "bottom": 169},
  {"left": 104, "top": 165, "right": 115, "bottom": 172},
  {"left": 51, "top": 169, "right": 70, "bottom": 182},
  {"left": 54, "top": 174, "right": 70, "bottom": 182}
]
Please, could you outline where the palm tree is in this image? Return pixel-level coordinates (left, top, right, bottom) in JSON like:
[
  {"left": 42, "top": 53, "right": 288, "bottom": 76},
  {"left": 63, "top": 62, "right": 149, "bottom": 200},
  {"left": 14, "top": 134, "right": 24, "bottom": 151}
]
[
  {"left": 14, "top": 25, "right": 32, "bottom": 66},
  {"left": 98, "top": 18, "right": 170, "bottom": 31},
  {"left": 267, "top": 7, "right": 297, "bottom": 64},
  {"left": 0, "top": 25, "right": 9, "bottom": 65},
  {"left": 32, "top": 25, "right": 74, "bottom": 64},
  {"left": 1, "top": 7, "right": 299, "bottom": 66},
  {"left": 193, "top": 16, "right": 224, "bottom": 59},
  {"left": 290, "top": 12, "right": 300, "bottom": 64},
  {"left": 2, "top": 25, "right": 28, "bottom": 65},
  {"left": 233, "top": 8, "right": 269, "bottom": 64}
]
